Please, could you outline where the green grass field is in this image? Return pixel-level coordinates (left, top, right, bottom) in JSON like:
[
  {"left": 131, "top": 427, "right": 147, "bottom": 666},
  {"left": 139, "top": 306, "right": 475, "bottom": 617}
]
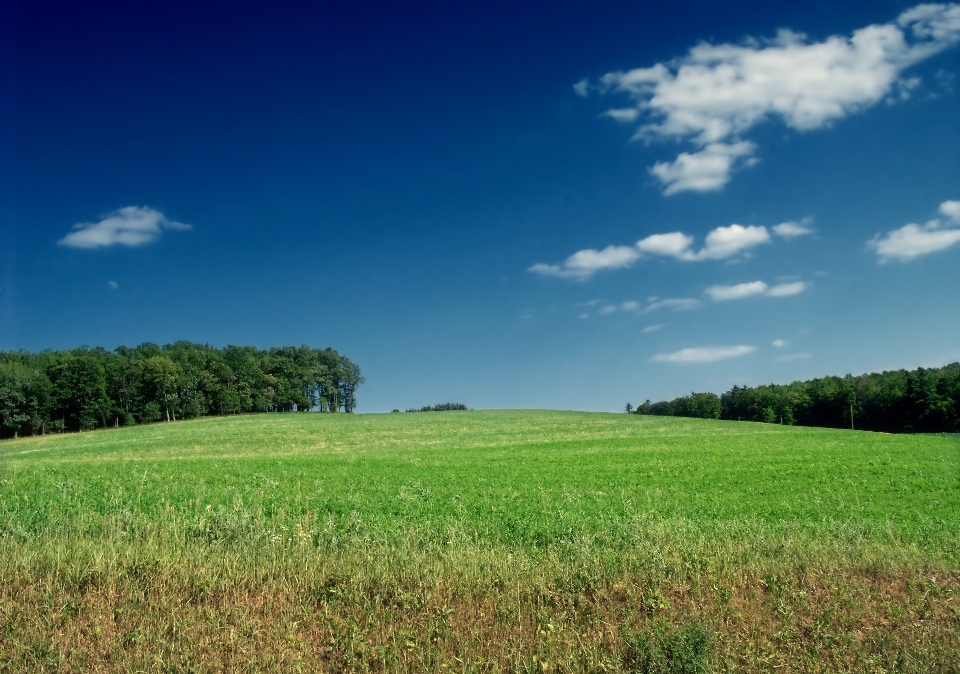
[{"left": 1, "top": 411, "right": 958, "bottom": 672}]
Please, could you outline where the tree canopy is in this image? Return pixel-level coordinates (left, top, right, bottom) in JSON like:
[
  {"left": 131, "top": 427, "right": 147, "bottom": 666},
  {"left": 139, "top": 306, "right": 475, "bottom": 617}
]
[
  {"left": 0, "top": 342, "right": 363, "bottom": 438},
  {"left": 633, "top": 363, "right": 960, "bottom": 433}
]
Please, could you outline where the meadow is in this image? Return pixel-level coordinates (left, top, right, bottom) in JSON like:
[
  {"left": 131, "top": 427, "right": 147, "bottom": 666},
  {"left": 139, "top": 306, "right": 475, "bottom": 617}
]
[{"left": 1, "top": 410, "right": 957, "bottom": 672}]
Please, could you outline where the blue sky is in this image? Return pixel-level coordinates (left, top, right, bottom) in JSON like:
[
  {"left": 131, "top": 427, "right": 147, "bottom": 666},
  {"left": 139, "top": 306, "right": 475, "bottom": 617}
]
[{"left": 2, "top": 0, "right": 959, "bottom": 412}]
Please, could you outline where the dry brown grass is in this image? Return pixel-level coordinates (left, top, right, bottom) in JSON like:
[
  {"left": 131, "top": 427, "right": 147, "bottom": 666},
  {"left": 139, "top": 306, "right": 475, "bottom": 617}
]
[{"left": 2, "top": 534, "right": 958, "bottom": 673}]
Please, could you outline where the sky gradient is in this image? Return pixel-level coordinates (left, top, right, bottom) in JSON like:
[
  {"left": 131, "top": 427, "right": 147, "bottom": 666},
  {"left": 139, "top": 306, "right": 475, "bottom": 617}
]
[{"left": 2, "top": 0, "right": 959, "bottom": 412}]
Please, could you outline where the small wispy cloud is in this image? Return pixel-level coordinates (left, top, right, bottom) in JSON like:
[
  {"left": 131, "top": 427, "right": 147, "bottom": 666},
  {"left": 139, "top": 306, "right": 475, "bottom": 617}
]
[
  {"left": 869, "top": 198, "right": 960, "bottom": 261},
  {"left": 642, "top": 324, "right": 665, "bottom": 333},
  {"left": 581, "top": 4, "right": 960, "bottom": 193},
  {"left": 58, "top": 206, "right": 192, "bottom": 249},
  {"left": 705, "top": 280, "right": 809, "bottom": 301},
  {"left": 772, "top": 339, "right": 789, "bottom": 347},
  {"left": 651, "top": 345, "right": 755, "bottom": 364},
  {"left": 107, "top": 280, "right": 119, "bottom": 290},
  {"left": 644, "top": 297, "right": 700, "bottom": 313},
  {"left": 705, "top": 281, "right": 768, "bottom": 301}
]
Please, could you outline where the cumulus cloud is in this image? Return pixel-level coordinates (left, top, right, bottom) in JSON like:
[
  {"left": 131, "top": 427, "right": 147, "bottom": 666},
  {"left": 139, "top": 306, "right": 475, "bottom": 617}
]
[
  {"left": 639, "top": 224, "right": 770, "bottom": 261},
  {"left": 651, "top": 345, "right": 755, "bottom": 364},
  {"left": 869, "top": 198, "right": 960, "bottom": 261},
  {"left": 531, "top": 224, "right": 770, "bottom": 280},
  {"left": 939, "top": 199, "right": 960, "bottom": 220},
  {"left": 649, "top": 141, "right": 757, "bottom": 195},
  {"left": 586, "top": 4, "right": 960, "bottom": 193},
  {"left": 528, "top": 245, "right": 640, "bottom": 280},
  {"left": 58, "top": 206, "right": 192, "bottom": 249},
  {"left": 773, "top": 220, "right": 815, "bottom": 238}
]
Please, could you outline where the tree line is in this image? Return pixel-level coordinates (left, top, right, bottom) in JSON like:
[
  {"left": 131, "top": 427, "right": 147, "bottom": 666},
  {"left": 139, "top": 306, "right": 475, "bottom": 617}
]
[
  {"left": 629, "top": 363, "right": 960, "bottom": 433},
  {"left": 404, "top": 403, "right": 469, "bottom": 413},
  {"left": 0, "top": 342, "right": 363, "bottom": 438}
]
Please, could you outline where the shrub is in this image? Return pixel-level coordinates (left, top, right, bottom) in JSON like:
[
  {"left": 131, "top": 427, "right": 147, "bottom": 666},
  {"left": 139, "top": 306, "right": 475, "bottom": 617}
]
[{"left": 622, "top": 620, "right": 711, "bottom": 674}]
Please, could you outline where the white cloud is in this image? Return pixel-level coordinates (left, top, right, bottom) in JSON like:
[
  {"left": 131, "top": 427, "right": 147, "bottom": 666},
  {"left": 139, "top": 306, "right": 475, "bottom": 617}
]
[
  {"left": 706, "top": 280, "right": 769, "bottom": 301},
  {"left": 649, "top": 141, "right": 757, "bottom": 194},
  {"left": 587, "top": 4, "right": 960, "bottom": 193},
  {"left": 692, "top": 224, "right": 771, "bottom": 260},
  {"left": 870, "top": 222, "right": 960, "bottom": 260},
  {"left": 58, "top": 206, "right": 192, "bottom": 249},
  {"left": 573, "top": 79, "right": 590, "bottom": 97},
  {"left": 598, "top": 305, "right": 618, "bottom": 315},
  {"left": 772, "top": 339, "right": 789, "bottom": 347},
  {"left": 637, "top": 224, "right": 770, "bottom": 261},
  {"left": 869, "top": 198, "right": 960, "bottom": 261},
  {"left": 620, "top": 300, "right": 640, "bottom": 311},
  {"left": 108, "top": 280, "right": 119, "bottom": 290},
  {"left": 635, "top": 231, "right": 695, "bottom": 258},
  {"left": 651, "top": 345, "right": 755, "bottom": 364},
  {"left": 528, "top": 245, "right": 640, "bottom": 280},
  {"left": 642, "top": 324, "right": 665, "bottom": 333},
  {"left": 772, "top": 220, "right": 815, "bottom": 238},
  {"left": 940, "top": 199, "right": 960, "bottom": 220}
]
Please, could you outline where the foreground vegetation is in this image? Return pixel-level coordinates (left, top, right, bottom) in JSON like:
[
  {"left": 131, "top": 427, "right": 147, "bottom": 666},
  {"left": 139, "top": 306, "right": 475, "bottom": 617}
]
[
  {"left": 1, "top": 410, "right": 957, "bottom": 672},
  {"left": 634, "top": 362, "right": 960, "bottom": 434}
]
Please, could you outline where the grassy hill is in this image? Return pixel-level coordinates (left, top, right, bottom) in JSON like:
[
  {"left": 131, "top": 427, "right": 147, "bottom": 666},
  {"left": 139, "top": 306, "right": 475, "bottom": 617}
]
[{"left": 1, "top": 411, "right": 958, "bottom": 672}]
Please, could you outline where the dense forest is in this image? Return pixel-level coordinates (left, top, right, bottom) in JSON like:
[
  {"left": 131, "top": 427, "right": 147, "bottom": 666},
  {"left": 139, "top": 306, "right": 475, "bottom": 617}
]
[
  {"left": 631, "top": 363, "right": 960, "bottom": 433},
  {"left": 0, "top": 342, "right": 363, "bottom": 439}
]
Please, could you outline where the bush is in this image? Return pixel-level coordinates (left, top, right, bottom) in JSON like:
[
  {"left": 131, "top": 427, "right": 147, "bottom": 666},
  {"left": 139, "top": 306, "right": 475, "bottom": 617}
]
[{"left": 622, "top": 621, "right": 711, "bottom": 674}]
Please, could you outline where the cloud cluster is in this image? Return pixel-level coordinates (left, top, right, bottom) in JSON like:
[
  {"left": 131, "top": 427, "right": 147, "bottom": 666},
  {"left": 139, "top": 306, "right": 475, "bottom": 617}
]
[
  {"left": 58, "top": 206, "right": 192, "bottom": 249},
  {"left": 869, "top": 199, "right": 960, "bottom": 261},
  {"left": 651, "top": 345, "right": 755, "bottom": 364},
  {"left": 531, "top": 224, "right": 775, "bottom": 280},
  {"left": 580, "top": 3, "right": 960, "bottom": 193}
]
